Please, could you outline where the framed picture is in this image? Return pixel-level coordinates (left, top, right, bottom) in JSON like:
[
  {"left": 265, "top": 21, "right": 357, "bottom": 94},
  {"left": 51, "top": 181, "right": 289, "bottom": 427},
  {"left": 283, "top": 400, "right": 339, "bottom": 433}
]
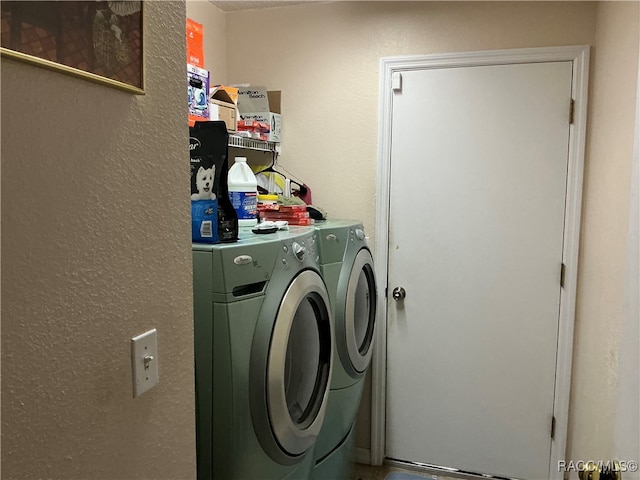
[{"left": 1, "top": 1, "right": 144, "bottom": 94}]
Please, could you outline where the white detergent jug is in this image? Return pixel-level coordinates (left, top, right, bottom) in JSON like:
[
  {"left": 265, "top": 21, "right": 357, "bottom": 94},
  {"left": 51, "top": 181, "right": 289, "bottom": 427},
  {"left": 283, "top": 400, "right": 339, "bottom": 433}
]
[{"left": 228, "top": 157, "right": 258, "bottom": 227}]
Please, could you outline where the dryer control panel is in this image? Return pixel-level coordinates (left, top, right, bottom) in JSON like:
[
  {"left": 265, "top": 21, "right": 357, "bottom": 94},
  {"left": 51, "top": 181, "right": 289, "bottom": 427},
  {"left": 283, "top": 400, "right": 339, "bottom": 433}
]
[
  {"left": 281, "top": 231, "right": 320, "bottom": 268},
  {"left": 292, "top": 242, "right": 306, "bottom": 261}
]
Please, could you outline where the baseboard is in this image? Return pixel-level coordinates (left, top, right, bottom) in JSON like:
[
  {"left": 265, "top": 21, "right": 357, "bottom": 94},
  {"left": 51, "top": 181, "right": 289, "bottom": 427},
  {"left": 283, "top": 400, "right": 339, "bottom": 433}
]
[{"left": 355, "top": 447, "right": 371, "bottom": 465}]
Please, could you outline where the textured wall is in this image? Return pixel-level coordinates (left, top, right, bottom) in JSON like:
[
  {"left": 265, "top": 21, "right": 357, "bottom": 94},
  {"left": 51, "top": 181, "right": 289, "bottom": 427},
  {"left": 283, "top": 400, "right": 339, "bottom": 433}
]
[
  {"left": 1, "top": 2, "right": 197, "bottom": 479},
  {"left": 221, "top": 0, "right": 639, "bottom": 462},
  {"left": 569, "top": 1, "right": 640, "bottom": 463}
]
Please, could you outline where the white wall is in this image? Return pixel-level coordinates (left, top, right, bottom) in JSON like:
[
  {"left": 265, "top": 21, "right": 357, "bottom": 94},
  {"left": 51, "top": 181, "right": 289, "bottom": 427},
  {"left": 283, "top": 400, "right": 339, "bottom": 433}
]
[
  {"left": 218, "top": 0, "right": 639, "bottom": 463},
  {"left": 614, "top": 49, "right": 640, "bottom": 477},
  {"left": 1, "top": 2, "right": 197, "bottom": 478},
  {"left": 569, "top": 0, "right": 640, "bottom": 463}
]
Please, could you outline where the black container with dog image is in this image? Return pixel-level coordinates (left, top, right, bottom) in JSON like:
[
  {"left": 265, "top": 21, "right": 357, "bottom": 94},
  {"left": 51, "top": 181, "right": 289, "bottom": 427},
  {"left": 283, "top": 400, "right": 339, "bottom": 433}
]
[{"left": 190, "top": 121, "right": 238, "bottom": 243}]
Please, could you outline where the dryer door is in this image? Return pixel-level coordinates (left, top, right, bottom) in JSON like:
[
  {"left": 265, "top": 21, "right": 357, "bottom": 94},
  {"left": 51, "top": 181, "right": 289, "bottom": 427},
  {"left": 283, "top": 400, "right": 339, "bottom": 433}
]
[
  {"left": 251, "top": 269, "right": 333, "bottom": 464},
  {"left": 341, "top": 248, "right": 377, "bottom": 375}
]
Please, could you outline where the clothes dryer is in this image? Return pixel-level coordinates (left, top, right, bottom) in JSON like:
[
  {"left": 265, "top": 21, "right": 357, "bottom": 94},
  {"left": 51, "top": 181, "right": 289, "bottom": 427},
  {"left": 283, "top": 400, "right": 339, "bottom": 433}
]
[
  {"left": 192, "top": 227, "right": 334, "bottom": 480},
  {"left": 312, "top": 220, "right": 377, "bottom": 479}
]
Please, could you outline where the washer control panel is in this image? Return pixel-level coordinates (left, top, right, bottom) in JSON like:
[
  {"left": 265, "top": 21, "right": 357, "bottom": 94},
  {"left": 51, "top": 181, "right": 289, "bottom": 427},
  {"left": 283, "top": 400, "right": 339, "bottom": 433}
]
[
  {"left": 281, "top": 231, "right": 319, "bottom": 266},
  {"left": 292, "top": 242, "right": 306, "bottom": 261}
]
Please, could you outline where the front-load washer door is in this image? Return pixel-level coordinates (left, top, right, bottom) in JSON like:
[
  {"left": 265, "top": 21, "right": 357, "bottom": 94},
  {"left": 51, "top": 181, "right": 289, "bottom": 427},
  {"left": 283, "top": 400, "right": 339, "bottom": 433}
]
[
  {"left": 250, "top": 269, "right": 333, "bottom": 465},
  {"left": 340, "top": 248, "right": 377, "bottom": 375}
]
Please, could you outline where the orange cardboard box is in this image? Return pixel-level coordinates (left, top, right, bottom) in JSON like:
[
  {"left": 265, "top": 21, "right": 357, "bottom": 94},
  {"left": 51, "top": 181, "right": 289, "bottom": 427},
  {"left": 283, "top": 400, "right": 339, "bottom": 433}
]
[{"left": 186, "top": 18, "right": 204, "bottom": 68}]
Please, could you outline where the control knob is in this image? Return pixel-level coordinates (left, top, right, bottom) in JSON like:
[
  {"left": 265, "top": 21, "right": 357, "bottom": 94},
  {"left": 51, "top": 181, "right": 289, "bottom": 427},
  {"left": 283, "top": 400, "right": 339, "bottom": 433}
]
[{"left": 292, "top": 242, "right": 306, "bottom": 261}]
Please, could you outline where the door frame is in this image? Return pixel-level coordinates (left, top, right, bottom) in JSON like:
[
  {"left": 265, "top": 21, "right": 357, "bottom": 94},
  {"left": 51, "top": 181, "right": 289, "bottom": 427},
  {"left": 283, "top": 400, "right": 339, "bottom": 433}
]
[{"left": 371, "top": 46, "right": 590, "bottom": 480}]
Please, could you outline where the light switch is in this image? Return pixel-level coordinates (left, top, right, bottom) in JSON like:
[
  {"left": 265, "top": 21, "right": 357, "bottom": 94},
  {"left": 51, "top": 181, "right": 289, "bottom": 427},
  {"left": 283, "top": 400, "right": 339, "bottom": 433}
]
[{"left": 131, "top": 328, "right": 158, "bottom": 397}]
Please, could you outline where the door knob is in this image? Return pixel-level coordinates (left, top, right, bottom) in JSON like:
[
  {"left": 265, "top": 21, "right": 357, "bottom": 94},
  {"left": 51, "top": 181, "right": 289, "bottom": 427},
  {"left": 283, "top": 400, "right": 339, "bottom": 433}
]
[{"left": 392, "top": 287, "right": 406, "bottom": 301}]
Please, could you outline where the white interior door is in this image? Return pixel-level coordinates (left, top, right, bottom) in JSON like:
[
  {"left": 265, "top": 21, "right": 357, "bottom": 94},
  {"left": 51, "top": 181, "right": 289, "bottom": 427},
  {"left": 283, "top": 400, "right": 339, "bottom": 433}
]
[{"left": 385, "top": 61, "right": 573, "bottom": 480}]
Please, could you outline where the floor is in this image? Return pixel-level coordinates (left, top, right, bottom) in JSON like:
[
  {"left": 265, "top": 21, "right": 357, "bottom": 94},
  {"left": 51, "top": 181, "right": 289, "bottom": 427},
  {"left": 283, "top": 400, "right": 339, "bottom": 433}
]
[{"left": 354, "top": 463, "right": 461, "bottom": 480}]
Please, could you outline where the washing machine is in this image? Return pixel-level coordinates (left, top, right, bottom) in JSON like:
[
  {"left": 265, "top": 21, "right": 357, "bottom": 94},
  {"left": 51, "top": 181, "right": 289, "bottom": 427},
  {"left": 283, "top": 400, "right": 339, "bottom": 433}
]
[
  {"left": 192, "top": 226, "right": 334, "bottom": 480},
  {"left": 311, "top": 220, "right": 377, "bottom": 480}
]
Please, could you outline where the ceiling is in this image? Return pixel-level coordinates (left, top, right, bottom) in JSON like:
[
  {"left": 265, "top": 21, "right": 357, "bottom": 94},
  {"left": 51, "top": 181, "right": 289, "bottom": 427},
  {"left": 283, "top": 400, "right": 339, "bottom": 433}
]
[{"left": 209, "top": 1, "right": 316, "bottom": 12}]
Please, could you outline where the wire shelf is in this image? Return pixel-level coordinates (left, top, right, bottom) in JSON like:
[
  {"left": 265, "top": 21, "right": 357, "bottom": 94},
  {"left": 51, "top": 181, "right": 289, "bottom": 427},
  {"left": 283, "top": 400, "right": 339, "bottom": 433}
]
[{"left": 228, "top": 135, "right": 278, "bottom": 153}]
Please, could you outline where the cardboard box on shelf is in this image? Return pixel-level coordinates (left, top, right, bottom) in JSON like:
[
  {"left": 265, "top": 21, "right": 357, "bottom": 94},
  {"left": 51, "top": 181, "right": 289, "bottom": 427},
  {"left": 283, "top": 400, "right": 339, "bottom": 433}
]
[
  {"left": 209, "top": 87, "right": 237, "bottom": 132},
  {"left": 214, "top": 85, "right": 239, "bottom": 105},
  {"left": 237, "top": 87, "right": 282, "bottom": 143},
  {"left": 188, "top": 64, "right": 209, "bottom": 126}
]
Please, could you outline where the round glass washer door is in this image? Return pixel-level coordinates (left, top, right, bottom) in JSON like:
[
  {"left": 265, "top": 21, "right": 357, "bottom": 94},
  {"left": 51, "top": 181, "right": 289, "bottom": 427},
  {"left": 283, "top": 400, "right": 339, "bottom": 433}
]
[
  {"left": 267, "top": 269, "right": 333, "bottom": 456},
  {"left": 344, "top": 248, "right": 377, "bottom": 374}
]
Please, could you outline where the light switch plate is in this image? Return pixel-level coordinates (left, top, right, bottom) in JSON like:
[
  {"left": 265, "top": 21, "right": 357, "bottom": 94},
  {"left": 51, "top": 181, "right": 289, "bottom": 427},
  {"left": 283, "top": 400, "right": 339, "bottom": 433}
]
[{"left": 131, "top": 329, "right": 158, "bottom": 397}]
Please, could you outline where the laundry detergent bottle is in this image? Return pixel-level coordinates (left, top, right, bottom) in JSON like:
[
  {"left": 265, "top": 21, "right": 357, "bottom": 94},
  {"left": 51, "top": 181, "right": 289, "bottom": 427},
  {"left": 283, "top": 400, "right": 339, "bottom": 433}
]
[{"left": 228, "top": 157, "right": 258, "bottom": 227}]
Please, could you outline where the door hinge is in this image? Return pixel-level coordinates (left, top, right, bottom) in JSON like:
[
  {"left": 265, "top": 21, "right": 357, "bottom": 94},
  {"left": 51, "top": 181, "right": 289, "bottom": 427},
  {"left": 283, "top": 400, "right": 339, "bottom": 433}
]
[
  {"left": 569, "top": 99, "right": 575, "bottom": 124},
  {"left": 385, "top": 287, "right": 388, "bottom": 298},
  {"left": 560, "top": 263, "right": 566, "bottom": 288},
  {"left": 551, "top": 415, "right": 556, "bottom": 439}
]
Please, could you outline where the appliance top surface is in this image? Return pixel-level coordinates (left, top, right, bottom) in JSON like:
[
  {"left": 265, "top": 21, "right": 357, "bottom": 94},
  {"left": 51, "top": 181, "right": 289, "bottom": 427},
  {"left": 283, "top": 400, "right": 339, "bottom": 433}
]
[
  {"left": 192, "top": 226, "right": 315, "bottom": 251},
  {"left": 314, "top": 219, "right": 363, "bottom": 231}
]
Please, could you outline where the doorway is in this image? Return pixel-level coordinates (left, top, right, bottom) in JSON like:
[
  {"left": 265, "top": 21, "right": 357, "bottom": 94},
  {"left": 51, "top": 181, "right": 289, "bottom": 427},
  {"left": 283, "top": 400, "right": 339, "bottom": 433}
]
[{"left": 371, "top": 46, "right": 590, "bottom": 480}]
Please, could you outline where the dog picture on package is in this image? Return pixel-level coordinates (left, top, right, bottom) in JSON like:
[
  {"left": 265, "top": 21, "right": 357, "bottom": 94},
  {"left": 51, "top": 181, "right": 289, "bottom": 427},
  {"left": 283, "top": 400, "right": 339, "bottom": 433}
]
[{"left": 191, "top": 165, "right": 216, "bottom": 200}]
